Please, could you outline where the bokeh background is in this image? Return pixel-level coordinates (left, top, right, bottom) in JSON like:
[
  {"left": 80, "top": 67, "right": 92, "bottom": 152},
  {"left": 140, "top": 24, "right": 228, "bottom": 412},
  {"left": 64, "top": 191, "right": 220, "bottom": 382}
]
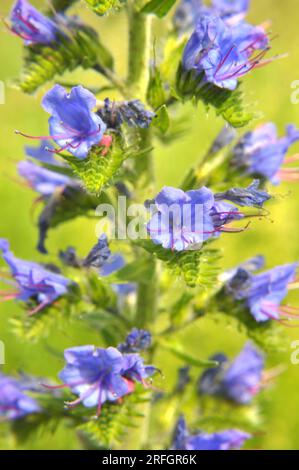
[{"left": 0, "top": 0, "right": 299, "bottom": 449}]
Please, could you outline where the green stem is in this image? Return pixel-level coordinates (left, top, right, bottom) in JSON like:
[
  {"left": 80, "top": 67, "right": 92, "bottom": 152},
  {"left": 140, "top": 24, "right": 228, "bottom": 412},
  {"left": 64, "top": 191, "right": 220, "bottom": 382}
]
[
  {"left": 127, "top": 2, "right": 152, "bottom": 101},
  {"left": 125, "top": 2, "right": 158, "bottom": 329},
  {"left": 135, "top": 256, "right": 158, "bottom": 328}
]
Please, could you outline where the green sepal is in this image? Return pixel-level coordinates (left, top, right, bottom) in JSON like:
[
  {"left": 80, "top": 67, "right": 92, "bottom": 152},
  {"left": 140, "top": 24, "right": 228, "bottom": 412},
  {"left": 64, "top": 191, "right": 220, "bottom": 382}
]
[
  {"left": 137, "top": 240, "right": 221, "bottom": 289},
  {"left": 176, "top": 64, "right": 257, "bottom": 128}
]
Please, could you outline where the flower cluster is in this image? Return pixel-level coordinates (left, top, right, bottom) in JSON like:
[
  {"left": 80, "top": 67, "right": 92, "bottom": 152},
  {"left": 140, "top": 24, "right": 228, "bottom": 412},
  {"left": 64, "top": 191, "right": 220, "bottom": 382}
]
[{"left": 49, "top": 345, "right": 155, "bottom": 415}]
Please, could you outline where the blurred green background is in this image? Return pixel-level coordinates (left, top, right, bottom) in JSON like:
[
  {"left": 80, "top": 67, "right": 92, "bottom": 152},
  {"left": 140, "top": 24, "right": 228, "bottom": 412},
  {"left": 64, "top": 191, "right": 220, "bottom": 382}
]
[{"left": 0, "top": 0, "right": 299, "bottom": 450}]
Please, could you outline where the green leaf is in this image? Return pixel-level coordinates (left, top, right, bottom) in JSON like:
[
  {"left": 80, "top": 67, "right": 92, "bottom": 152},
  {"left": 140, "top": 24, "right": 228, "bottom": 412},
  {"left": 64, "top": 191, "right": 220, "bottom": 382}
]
[
  {"left": 142, "top": 0, "right": 177, "bottom": 17},
  {"left": 84, "top": 0, "right": 124, "bottom": 15},
  {"left": 153, "top": 105, "right": 170, "bottom": 134},
  {"left": 176, "top": 65, "right": 257, "bottom": 128},
  {"left": 17, "top": 26, "right": 114, "bottom": 94},
  {"left": 161, "top": 340, "right": 218, "bottom": 368},
  {"left": 137, "top": 240, "right": 221, "bottom": 289}
]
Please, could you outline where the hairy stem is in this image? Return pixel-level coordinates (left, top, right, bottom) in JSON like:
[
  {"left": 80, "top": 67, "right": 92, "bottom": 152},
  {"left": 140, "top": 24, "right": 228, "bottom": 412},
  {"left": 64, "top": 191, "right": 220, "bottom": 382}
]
[
  {"left": 125, "top": 2, "right": 158, "bottom": 330},
  {"left": 135, "top": 256, "right": 159, "bottom": 328},
  {"left": 127, "top": 2, "right": 152, "bottom": 101}
]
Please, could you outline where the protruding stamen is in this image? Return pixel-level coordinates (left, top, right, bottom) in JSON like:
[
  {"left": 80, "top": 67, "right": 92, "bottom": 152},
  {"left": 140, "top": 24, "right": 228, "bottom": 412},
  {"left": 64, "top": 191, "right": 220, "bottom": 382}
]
[{"left": 27, "top": 301, "right": 50, "bottom": 316}]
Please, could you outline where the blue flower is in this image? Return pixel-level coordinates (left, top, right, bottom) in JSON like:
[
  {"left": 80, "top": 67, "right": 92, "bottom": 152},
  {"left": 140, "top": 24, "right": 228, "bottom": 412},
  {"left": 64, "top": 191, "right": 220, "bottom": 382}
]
[
  {"left": 147, "top": 186, "right": 247, "bottom": 251},
  {"left": 9, "top": 0, "right": 59, "bottom": 45},
  {"left": 221, "top": 343, "right": 264, "bottom": 403},
  {"left": 59, "top": 346, "right": 129, "bottom": 413},
  {"left": 18, "top": 160, "right": 73, "bottom": 197},
  {"left": 0, "top": 238, "right": 71, "bottom": 314},
  {"left": 42, "top": 85, "right": 106, "bottom": 159},
  {"left": 147, "top": 186, "right": 216, "bottom": 251},
  {"left": 232, "top": 123, "right": 299, "bottom": 184},
  {"left": 174, "top": 0, "right": 250, "bottom": 33},
  {"left": 226, "top": 260, "right": 299, "bottom": 322},
  {"left": 25, "top": 140, "right": 60, "bottom": 166},
  {"left": 172, "top": 416, "right": 250, "bottom": 450},
  {"left": 182, "top": 15, "right": 269, "bottom": 91},
  {"left": 199, "top": 343, "right": 264, "bottom": 404},
  {"left": 0, "top": 373, "right": 40, "bottom": 420},
  {"left": 118, "top": 329, "right": 152, "bottom": 353},
  {"left": 98, "top": 98, "right": 155, "bottom": 130},
  {"left": 56, "top": 346, "right": 154, "bottom": 415},
  {"left": 215, "top": 180, "right": 271, "bottom": 207}
]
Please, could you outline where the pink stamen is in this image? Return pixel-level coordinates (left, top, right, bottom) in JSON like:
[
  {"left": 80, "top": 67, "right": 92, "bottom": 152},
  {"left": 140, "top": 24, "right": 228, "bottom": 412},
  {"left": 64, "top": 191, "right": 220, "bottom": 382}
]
[
  {"left": 15, "top": 130, "right": 73, "bottom": 141},
  {"left": 262, "top": 366, "right": 286, "bottom": 384},
  {"left": 97, "top": 385, "right": 103, "bottom": 417},
  {"left": 0, "top": 293, "right": 19, "bottom": 301},
  {"left": 279, "top": 167, "right": 299, "bottom": 173},
  {"left": 220, "top": 221, "right": 251, "bottom": 233},
  {"left": 65, "top": 396, "right": 84, "bottom": 408},
  {"left": 284, "top": 154, "right": 299, "bottom": 164},
  {"left": 42, "top": 383, "right": 69, "bottom": 390},
  {"left": 0, "top": 289, "right": 19, "bottom": 295},
  {"left": 27, "top": 301, "right": 50, "bottom": 316},
  {"left": 261, "top": 307, "right": 299, "bottom": 327},
  {"left": 279, "top": 173, "right": 299, "bottom": 182},
  {"left": 279, "top": 311, "right": 299, "bottom": 319},
  {"left": 216, "top": 45, "right": 236, "bottom": 74}
]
